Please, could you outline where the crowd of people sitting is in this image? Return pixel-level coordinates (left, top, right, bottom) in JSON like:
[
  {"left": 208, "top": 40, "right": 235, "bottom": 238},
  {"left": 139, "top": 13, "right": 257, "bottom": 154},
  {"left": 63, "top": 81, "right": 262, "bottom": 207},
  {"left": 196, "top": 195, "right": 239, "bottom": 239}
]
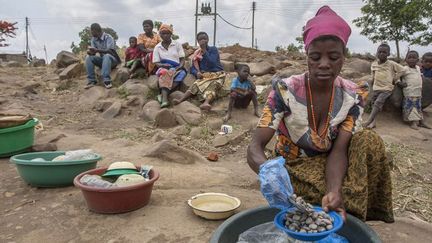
[
  {"left": 84, "top": 19, "right": 431, "bottom": 127},
  {"left": 84, "top": 20, "right": 259, "bottom": 120}
]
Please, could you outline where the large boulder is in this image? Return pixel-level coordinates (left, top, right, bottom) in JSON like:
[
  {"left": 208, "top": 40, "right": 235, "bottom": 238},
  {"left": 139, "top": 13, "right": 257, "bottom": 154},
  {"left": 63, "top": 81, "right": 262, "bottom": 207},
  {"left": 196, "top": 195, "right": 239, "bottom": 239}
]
[
  {"left": 112, "top": 67, "right": 129, "bottom": 85},
  {"left": 78, "top": 86, "right": 108, "bottom": 105},
  {"left": 59, "top": 63, "right": 84, "bottom": 80},
  {"left": 220, "top": 53, "right": 235, "bottom": 62},
  {"left": 140, "top": 100, "right": 161, "bottom": 121},
  {"left": 119, "top": 79, "right": 150, "bottom": 96},
  {"left": 5, "top": 61, "right": 22, "bottom": 67},
  {"left": 173, "top": 101, "right": 202, "bottom": 126},
  {"left": 247, "top": 61, "right": 276, "bottom": 76},
  {"left": 56, "top": 51, "right": 79, "bottom": 68},
  {"left": 422, "top": 77, "right": 432, "bottom": 108},
  {"left": 182, "top": 74, "right": 196, "bottom": 90},
  {"left": 147, "top": 75, "right": 159, "bottom": 90},
  {"left": 102, "top": 101, "right": 122, "bottom": 119},
  {"left": 221, "top": 60, "right": 235, "bottom": 72},
  {"left": 142, "top": 139, "right": 206, "bottom": 164},
  {"left": 345, "top": 58, "right": 371, "bottom": 75},
  {"left": 154, "top": 108, "right": 178, "bottom": 128}
]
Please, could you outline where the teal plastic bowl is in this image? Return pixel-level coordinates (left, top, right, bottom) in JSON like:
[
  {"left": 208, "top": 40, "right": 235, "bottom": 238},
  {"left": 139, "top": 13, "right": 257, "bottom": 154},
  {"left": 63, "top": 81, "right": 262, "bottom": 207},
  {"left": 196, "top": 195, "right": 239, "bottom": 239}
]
[
  {"left": 0, "top": 118, "right": 38, "bottom": 157},
  {"left": 10, "top": 151, "right": 102, "bottom": 187}
]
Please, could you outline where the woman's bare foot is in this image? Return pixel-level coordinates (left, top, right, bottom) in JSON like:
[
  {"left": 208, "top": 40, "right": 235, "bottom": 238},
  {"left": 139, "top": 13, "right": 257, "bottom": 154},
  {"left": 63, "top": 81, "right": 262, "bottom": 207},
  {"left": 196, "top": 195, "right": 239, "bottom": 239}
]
[
  {"left": 366, "top": 119, "right": 376, "bottom": 129},
  {"left": 200, "top": 103, "right": 212, "bottom": 111},
  {"left": 223, "top": 113, "right": 231, "bottom": 122},
  {"left": 410, "top": 122, "right": 419, "bottom": 130}
]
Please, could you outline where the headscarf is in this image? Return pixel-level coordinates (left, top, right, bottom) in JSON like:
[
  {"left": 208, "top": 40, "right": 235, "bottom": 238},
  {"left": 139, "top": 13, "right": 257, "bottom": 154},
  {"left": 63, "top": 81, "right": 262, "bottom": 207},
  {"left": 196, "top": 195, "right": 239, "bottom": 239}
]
[
  {"left": 159, "top": 24, "right": 173, "bottom": 34},
  {"left": 303, "top": 5, "right": 351, "bottom": 51}
]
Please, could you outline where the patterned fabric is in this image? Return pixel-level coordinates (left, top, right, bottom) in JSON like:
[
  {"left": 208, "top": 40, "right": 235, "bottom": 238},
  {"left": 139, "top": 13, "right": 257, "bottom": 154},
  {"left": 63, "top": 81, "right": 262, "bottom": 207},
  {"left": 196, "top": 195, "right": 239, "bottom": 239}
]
[
  {"left": 285, "top": 129, "right": 394, "bottom": 222},
  {"left": 137, "top": 32, "right": 162, "bottom": 74},
  {"left": 137, "top": 32, "right": 162, "bottom": 49},
  {"left": 401, "top": 66, "right": 422, "bottom": 97},
  {"left": 156, "top": 59, "right": 187, "bottom": 90},
  {"left": 189, "top": 71, "right": 226, "bottom": 101},
  {"left": 403, "top": 97, "right": 423, "bottom": 121},
  {"left": 371, "top": 60, "right": 404, "bottom": 91},
  {"left": 257, "top": 73, "right": 367, "bottom": 160}
]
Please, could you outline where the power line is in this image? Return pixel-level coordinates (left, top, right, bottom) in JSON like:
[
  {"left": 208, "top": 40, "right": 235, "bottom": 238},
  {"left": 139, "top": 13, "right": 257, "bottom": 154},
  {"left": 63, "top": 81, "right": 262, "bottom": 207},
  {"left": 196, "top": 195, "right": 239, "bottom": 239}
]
[{"left": 217, "top": 13, "right": 252, "bottom": 30}]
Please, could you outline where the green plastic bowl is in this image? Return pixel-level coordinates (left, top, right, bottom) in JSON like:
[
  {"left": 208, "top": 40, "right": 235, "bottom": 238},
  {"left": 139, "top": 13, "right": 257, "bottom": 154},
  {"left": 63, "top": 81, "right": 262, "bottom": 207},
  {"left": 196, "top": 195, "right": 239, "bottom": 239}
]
[
  {"left": 0, "top": 118, "right": 39, "bottom": 157},
  {"left": 10, "top": 151, "right": 102, "bottom": 187}
]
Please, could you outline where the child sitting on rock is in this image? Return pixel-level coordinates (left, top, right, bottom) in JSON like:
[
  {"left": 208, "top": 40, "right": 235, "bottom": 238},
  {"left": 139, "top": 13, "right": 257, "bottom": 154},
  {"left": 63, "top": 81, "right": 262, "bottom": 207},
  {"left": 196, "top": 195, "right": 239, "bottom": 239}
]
[
  {"left": 421, "top": 52, "right": 432, "bottom": 78},
  {"left": 223, "top": 64, "right": 259, "bottom": 122},
  {"left": 401, "top": 50, "right": 431, "bottom": 130},
  {"left": 124, "top": 36, "right": 144, "bottom": 79},
  {"left": 363, "top": 43, "right": 405, "bottom": 128}
]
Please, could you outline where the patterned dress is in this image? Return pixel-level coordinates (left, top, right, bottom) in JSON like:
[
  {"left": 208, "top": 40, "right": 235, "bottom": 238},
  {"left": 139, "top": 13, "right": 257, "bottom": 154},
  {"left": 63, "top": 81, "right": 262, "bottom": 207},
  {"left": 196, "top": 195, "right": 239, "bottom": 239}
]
[
  {"left": 137, "top": 32, "right": 162, "bottom": 74},
  {"left": 258, "top": 73, "right": 394, "bottom": 222}
]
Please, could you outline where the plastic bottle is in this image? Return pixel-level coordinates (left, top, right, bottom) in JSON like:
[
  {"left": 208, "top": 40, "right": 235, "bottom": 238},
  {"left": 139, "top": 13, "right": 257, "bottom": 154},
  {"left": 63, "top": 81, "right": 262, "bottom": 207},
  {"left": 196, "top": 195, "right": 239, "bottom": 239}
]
[{"left": 79, "top": 174, "right": 116, "bottom": 188}]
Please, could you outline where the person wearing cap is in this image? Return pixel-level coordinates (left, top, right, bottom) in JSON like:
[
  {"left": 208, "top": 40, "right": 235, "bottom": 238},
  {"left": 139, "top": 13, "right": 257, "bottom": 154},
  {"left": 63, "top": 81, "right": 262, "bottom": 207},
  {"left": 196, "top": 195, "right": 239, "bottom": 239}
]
[
  {"left": 152, "top": 23, "right": 187, "bottom": 108},
  {"left": 247, "top": 6, "right": 393, "bottom": 223}
]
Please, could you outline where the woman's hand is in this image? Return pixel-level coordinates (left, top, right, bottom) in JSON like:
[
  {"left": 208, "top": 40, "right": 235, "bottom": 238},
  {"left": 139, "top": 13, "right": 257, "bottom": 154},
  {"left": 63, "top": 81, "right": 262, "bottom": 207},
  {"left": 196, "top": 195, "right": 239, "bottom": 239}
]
[{"left": 322, "top": 191, "right": 346, "bottom": 222}]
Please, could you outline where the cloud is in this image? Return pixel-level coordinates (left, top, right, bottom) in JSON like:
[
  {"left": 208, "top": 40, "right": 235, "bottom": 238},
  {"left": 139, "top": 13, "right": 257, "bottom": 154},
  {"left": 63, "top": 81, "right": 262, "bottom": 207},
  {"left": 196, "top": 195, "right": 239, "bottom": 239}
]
[{"left": 1, "top": 0, "right": 430, "bottom": 62}]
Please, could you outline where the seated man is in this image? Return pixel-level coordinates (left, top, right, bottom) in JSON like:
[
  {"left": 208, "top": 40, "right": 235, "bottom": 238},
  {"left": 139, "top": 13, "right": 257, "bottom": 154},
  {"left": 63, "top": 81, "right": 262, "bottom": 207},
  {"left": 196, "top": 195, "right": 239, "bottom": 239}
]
[
  {"left": 85, "top": 23, "right": 121, "bottom": 89},
  {"left": 224, "top": 64, "right": 259, "bottom": 122},
  {"left": 173, "top": 32, "right": 225, "bottom": 111}
]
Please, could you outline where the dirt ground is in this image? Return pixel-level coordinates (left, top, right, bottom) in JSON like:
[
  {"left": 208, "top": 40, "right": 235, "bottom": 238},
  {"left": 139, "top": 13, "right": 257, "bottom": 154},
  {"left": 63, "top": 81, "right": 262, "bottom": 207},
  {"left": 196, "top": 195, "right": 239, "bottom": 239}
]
[{"left": 1, "top": 66, "right": 432, "bottom": 243}]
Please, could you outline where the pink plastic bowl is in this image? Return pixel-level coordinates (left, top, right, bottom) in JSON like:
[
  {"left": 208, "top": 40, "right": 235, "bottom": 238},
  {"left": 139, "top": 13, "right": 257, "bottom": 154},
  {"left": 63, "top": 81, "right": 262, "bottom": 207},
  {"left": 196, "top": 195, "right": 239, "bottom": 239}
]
[{"left": 74, "top": 166, "right": 159, "bottom": 214}]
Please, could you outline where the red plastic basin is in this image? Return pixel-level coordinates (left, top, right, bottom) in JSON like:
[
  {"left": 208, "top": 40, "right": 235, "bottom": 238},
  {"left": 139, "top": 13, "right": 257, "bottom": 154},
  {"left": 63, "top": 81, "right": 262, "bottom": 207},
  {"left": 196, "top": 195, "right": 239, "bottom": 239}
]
[{"left": 74, "top": 167, "right": 159, "bottom": 214}]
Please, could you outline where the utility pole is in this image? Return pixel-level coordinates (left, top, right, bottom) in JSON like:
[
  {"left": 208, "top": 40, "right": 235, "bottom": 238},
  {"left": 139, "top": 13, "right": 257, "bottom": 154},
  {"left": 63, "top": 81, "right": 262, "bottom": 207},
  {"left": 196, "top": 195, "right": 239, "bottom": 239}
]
[
  {"left": 213, "top": 0, "right": 217, "bottom": 46},
  {"left": 195, "top": 0, "right": 199, "bottom": 46},
  {"left": 25, "top": 17, "right": 29, "bottom": 60},
  {"left": 194, "top": 1, "right": 217, "bottom": 47},
  {"left": 252, "top": 2, "right": 256, "bottom": 49},
  {"left": 44, "top": 45, "right": 48, "bottom": 63}
]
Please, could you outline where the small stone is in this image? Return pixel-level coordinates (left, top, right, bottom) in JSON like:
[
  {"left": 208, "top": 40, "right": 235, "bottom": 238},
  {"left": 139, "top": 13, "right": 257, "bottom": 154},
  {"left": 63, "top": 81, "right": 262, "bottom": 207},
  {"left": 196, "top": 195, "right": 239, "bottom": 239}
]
[
  {"left": 305, "top": 217, "right": 313, "bottom": 224},
  {"left": 318, "top": 227, "right": 326, "bottom": 232},
  {"left": 309, "top": 223, "right": 317, "bottom": 230},
  {"left": 311, "top": 230, "right": 317, "bottom": 233},
  {"left": 312, "top": 212, "right": 318, "bottom": 219},
  {"left": 326, "top": 224, "right": 333, "bottom": 230},
  {"left": 299, "top": 229, "right": 306, "bottom": 233},
  {"left": 206, "top": 151, "right": 219, "bottom": 162},
  {"left": 292, "top": 215, "right": 301, "bottom": 221},
  {"left": 5, "top": 192, "right": 15, "bottom": 197},
  {"left": 315, "top": 218, "right": 322, "bottom": 226}
]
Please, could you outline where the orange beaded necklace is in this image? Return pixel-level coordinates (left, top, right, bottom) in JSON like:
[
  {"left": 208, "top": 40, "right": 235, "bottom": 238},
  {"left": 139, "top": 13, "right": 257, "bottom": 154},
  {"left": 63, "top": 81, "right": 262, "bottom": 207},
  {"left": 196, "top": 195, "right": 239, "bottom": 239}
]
[{"left": 307, "top": 75, "right": 335, "bottom": 149}]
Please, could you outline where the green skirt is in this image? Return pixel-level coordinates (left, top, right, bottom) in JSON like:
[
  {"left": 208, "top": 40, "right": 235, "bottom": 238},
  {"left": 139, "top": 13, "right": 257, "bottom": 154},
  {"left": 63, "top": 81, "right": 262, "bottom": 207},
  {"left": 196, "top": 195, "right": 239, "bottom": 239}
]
[{"left": 284, "top": 129, "right": 394, "bottom": 222}]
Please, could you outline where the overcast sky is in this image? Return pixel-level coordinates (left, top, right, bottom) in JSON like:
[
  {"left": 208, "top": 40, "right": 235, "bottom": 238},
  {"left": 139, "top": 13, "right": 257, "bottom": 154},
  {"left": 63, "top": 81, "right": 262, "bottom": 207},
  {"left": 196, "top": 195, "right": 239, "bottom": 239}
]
[{"left": 1, "top": 0, "right": 430, "bottom": 62}]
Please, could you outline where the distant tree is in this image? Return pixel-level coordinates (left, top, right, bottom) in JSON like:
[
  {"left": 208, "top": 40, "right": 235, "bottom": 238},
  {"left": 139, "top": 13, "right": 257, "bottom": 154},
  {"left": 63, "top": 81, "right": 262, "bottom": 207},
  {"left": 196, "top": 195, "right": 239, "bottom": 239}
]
[
  {"left": 0, "top": 20, "right": 18, "bottom": 47},
  {"left": 154, "top": 21, "right": 179, "bottom": 40},
  {"left": 295, "top": 36, "right": 304, "bottom": 50},
  {"left": 70, "top": 26, "right": 119, "bottom": 54},
  {"left": 353, "top": 0, "right": 432, "bottom": 60}
]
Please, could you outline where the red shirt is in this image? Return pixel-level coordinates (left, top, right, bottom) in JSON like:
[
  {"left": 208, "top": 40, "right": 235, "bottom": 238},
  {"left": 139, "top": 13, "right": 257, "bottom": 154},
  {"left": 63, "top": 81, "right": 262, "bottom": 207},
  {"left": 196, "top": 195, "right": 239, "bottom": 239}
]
[{"left": 125, "top": 46, "right": 143, "bottom": 62}]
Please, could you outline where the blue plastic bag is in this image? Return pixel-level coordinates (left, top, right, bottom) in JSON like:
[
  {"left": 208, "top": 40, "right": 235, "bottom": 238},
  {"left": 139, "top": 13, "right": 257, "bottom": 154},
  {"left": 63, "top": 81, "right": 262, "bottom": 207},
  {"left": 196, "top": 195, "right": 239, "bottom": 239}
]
[{"left": 259, "top": 156, "right": 294, "bottom": 210}]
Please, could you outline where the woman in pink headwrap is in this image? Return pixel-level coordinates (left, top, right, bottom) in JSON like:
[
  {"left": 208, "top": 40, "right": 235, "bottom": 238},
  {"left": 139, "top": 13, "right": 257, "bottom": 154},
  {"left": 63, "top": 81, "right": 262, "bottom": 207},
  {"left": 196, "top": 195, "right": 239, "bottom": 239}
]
[{"left": 247, "top": 6, "right": 394, "bottom": 223}]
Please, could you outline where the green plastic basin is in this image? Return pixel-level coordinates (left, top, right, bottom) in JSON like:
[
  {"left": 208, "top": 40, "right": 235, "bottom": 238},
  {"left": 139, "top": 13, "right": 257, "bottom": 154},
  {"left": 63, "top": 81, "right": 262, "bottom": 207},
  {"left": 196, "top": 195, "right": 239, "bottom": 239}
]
[
  {"left": 10, "top": 151, "right": 102, "bottom": 187},
  {"left": 0, "top": 118, "right": 38, "bottom": 157}
]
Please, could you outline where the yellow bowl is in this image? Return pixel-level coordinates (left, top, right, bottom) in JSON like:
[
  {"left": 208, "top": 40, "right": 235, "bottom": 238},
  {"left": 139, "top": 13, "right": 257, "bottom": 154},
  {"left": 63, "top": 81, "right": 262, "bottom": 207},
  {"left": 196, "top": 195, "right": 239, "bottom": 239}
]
[{"left": 187, "top": 192, "right": 241, "bottom": 220}]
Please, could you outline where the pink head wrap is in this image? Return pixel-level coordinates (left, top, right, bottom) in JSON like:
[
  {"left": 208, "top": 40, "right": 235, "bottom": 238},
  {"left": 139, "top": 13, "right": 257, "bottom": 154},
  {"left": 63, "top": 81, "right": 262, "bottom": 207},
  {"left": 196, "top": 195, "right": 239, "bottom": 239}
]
[{"left": 303, "top": 6, "right": 351, "bottom": 51}]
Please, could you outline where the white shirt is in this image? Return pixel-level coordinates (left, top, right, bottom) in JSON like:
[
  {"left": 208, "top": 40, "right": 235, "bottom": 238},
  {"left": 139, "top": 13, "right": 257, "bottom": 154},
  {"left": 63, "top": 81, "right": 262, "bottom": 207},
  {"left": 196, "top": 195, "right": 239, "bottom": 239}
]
[
  {"left": 402, "top": 66, "right": 422, "bottom": 97},
  {"left": 152, "top": 41, "right": 185, "bottom": 64}
]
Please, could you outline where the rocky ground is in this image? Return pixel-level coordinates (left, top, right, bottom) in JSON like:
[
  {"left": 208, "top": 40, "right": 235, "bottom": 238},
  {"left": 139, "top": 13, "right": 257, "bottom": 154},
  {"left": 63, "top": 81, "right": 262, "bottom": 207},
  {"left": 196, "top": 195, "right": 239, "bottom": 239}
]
[{"left": 1, "top": 46, "right": 431, "bottom": 242}]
